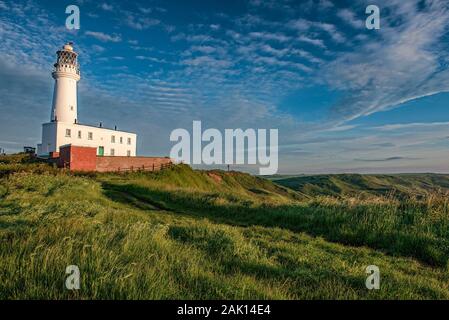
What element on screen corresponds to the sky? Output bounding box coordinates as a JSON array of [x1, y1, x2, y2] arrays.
[[0, 0, 449, 174]]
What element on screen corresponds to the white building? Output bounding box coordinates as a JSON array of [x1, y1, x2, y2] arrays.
[[37, 43, 137, 157]]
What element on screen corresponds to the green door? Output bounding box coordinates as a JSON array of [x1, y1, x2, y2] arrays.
[[98, 146, 104, 156]]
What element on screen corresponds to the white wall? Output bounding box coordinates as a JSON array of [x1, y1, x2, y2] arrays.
[[57, 123, 137, 156], [38, 122, 137, 157], [51, 75, 78, 123], [37, 122, 57, 155]]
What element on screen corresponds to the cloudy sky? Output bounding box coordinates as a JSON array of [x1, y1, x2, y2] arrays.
[[1, 0, 449, 174]]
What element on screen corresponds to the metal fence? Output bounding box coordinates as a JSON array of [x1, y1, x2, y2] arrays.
[[116, 162, 174, 172]]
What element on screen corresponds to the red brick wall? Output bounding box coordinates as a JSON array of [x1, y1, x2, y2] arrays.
[[96, 156, 172, 172], [59, 147, 69, 168], [49, 152, 60, 159], [57, 145, 172, 172], [59, 145, 97, 171]]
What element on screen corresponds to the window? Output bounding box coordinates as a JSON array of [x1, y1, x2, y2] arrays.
[[110, 148, 115, 156], [120, 137, 123, 144], [111, 135, 115, 143], [127, 137, 131, 145], [78, 131, 82, 139], [127, 150, 131, 157], [65, 129, 71, 137], [88, 132, 93, 140]]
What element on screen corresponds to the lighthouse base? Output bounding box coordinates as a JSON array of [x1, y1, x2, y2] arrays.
[[37, 121, 137, 157]]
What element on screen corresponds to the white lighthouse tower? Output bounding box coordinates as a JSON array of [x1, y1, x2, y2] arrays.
[[50, 42, 80, 123], [37, 43, 137, 157]]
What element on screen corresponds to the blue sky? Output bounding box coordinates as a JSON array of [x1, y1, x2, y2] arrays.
[[0, 0, 449, 174]]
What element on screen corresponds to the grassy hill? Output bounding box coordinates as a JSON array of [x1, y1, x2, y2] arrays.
[[273, 173, 449, 198], [1, 154, 449, 299]]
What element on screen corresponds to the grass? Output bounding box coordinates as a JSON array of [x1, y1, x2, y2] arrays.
[[272, 173, 449, 198], [102, 177, 449, 268], [0, 154, 448, 299]]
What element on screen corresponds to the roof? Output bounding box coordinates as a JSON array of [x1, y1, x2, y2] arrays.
[[74, 122, 137, 135], [42, 121, 137, 135]]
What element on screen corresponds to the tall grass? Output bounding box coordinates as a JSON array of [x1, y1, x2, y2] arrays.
[[1, 161, 449, 299], [102, 175, 449, 268]]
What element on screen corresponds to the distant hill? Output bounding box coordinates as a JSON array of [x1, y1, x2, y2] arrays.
[[272, 173, 449, 198]]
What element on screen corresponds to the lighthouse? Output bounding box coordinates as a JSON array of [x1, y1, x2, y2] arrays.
[[37, 43, 137, 157], [50, 42, 80, 123]]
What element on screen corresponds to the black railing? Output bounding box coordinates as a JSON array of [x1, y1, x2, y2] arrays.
[[116, 162, 174, 173]]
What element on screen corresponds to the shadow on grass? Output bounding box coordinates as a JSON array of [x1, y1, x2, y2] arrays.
[[0, 219, 35, 229], [0, 201, 24, 217], [101, 182, 449, 268]]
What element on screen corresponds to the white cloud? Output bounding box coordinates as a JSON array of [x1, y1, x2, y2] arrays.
[[181, 56, 233, 68], [323, 0, 449, 123], [288, 18, 311, 31], [91, 44, 105, 53], [374, 122, 449, 131], [318, 0, 333, 9], [0, 1, 9, 10], [288, 19, 345, 44], [100, 3, 113, 11], [138, 7, 152, 14], [259, 44, 289, 57], [297, 35, 326, 48], [123, 11, 160, 30], [248, 31, 291, 43], [290, 49, 323, 64], [136, 55, 167, 64], [322, 125, 358, 132], [314, 22, 346, 43], [190, 45, 217, 54], [337, 9, 363, 29], [85, 31, 122, 42]]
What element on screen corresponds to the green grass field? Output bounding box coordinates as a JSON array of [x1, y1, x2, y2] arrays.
[[1, 154, 448, 299]]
